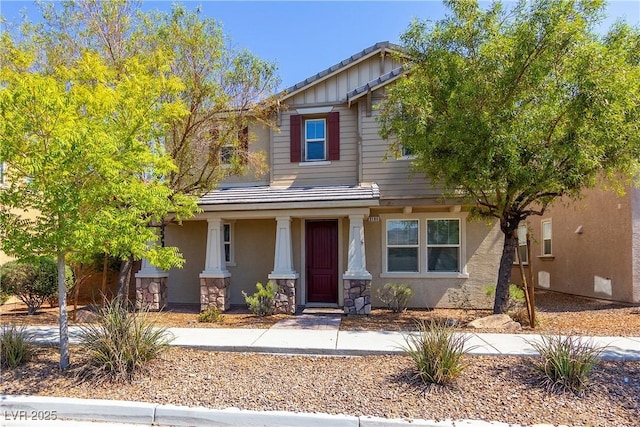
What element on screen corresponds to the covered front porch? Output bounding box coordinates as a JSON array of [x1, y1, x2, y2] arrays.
[[135, 184, 380, 315]]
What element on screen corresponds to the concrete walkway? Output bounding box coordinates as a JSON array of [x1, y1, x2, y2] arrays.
[[19, 321, 640, 361]]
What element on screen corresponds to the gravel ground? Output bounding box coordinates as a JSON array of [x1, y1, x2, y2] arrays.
[[2, 290, 640, 426], [2, 347, 639, 426]]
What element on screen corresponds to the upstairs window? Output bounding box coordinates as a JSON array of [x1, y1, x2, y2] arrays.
[[304, 119, 326, 161], [290, 112, 339, 163], [217, 127, 248, 166]]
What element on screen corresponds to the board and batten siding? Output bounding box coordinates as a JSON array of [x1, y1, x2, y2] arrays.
[[289, 56, 403, 106], [360, 105, 442, 200], [271, 107, 358, 187]]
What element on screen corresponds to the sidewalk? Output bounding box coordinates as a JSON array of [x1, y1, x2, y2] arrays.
[[20, 322, 640, 361]]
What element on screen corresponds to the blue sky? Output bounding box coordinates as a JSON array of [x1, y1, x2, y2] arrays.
[[1, 1, 639, 90]]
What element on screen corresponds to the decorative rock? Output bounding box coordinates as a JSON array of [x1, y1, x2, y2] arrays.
[[75, 308, 100, 323], [468, 314, 521, 330]]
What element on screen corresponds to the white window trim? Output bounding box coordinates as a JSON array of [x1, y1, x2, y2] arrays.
[[397, 145, 416, 160], [223, 222, 235, 266], [426, 218, 462, 273], [380, 213, 468, 278], [304, 118, 327, 162], [385, 218, 420, 273], [541, 219, 552, 256], [298, 161, 331, 167], [514, 225, 528, 265]]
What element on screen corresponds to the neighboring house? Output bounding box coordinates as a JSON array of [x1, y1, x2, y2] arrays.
[[135, 42, 503, 314], [512, 185, 640, 304]]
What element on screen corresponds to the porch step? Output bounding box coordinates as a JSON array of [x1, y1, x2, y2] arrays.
[[271, 313, 341, 330], [301, 307, 343, 315]]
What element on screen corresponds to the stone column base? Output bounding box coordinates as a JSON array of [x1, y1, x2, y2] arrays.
[[272, 279, 296, 315], [136, 277, 168, 311], [343, 279, 371, 315], [200, 277, 231, 312]]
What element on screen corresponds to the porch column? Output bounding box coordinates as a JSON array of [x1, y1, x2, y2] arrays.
[[268, 216, 298, 314], [135, 232, 168, 312], [343, 214, 372, 315], [200, 218, 231, 312]]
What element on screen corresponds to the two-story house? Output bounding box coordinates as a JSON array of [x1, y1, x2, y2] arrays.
[[134, 42, 504, 314]]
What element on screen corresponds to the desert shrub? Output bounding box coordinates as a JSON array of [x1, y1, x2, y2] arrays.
[[377, 283, 413, 313], [0, 325, 33, 368], [75, 298, 173, 383], [484, 283, 525, 312], [198, 306, 224, 323], [530, 335, 604, 395], [402, 321, 470, 386], [0, 291, 9, 305], [0, 258, 72, 314], [242, 281, 277, 317]]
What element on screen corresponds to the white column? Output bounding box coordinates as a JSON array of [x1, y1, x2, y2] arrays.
[[268, 216, 299, 279], [200, 217, 230, 278], [136, 229, 168, 278], [343, 214, 372, 280]]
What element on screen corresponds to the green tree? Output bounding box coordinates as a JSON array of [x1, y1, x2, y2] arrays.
[[0, 34, 196, 369], [36, 0, 280, 196], [31, 1, 280, 295], [379, 0, 640, 313]]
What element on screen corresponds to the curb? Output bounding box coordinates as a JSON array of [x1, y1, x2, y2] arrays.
[[0, 395, 519, 427]]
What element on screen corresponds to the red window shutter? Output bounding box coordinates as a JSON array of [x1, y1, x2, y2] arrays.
[[290, 114, 301, 163], [328, 111, 340, 161]]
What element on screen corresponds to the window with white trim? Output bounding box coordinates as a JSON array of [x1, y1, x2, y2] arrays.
[[542, 220, 552, 256], [399, 145, 415, 159], [0, 162, 5, 186], [427, 219, 460, 272], [383, 215, 467, 277], [515, 225, 528, 264], [386, 219, 419, 272], [304, 118, 326, 161], [223, 223, 233, 263]]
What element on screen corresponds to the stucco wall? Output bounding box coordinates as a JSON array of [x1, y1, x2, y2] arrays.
[[365, 213, 502, 309], [227, 219, 275, 305], [165, 221, 207, 304], [513, 187, 635, 303]]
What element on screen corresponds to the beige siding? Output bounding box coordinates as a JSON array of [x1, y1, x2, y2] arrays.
[[361, 105, 443, 200], [287, 55, 403, 106], [271, 107, 358, 187], [512, 187, 636, 303], [221, 123, 270, 186]]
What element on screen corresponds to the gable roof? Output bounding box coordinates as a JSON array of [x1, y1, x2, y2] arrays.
[[346, 66, 405, 107], [281, 41, 403, 101]]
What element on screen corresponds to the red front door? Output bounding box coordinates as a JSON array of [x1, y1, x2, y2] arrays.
[[306, 220, 338, 304]]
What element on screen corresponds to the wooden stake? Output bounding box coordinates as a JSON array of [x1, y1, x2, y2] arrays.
[[515, 231, 533, 327], [526, 231, 536, 328]]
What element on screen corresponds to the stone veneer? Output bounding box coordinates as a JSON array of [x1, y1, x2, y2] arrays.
[[200, 277, 231, 312], [343, 279, 371, 315], [136, 277, 167, 311], [272, 279, 296, 315]]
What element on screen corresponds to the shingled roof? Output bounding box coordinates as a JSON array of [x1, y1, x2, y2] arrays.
[[199, 183, 380, 206], [281, 42, 402, 101], [346, 66, 405, 105]]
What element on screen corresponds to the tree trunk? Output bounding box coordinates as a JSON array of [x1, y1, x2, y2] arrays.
[[101, 252, 109, 305], [57, 252, 70, 370], [493, 229, 518, 314], [115, 255, 134, 304]]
